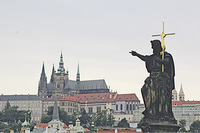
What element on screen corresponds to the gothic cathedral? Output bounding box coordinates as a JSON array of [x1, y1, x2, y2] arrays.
[[38, 52, 109, 98]]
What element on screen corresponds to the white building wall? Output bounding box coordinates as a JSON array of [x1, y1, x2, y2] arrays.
[[0, 100, 42, 123]]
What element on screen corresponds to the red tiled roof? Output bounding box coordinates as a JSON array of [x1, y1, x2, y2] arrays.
[[59, 95, 78, 102], [36, 123, 69, 129], [172, 101, 200, 106], [115, 93, 139, 101], [36, 123, 48, 128], [75, 92, 117, 104], [41, 96, 78, 102], [63, 123, 69, 129], [84, 128, 90, 131]]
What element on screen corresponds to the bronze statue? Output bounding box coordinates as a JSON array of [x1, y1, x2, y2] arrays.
[[130, 40, 176, 123]]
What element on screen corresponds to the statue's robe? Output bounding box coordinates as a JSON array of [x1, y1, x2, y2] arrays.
[[141, 52, 175, 121]]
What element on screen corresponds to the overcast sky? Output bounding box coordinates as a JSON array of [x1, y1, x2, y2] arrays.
[[0, 0, 200, 102]]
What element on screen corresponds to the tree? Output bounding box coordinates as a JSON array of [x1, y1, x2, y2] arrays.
[[41, 114, 51, 123], [79, 109, 90, 125], [190, 120, 200, 132], [0, 122, 6, 132], [102, 110, 107, 127], [117, 118, 130, 128], [107, 113, 115, 127], [95, 111, 103, 126], [179, 119, 186, 132], [1, 101, 26, 124]]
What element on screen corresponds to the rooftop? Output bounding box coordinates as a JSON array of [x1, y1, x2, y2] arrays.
[[172, 101, 200, 106], [0, 95, 41, 101], [115, 93, 139, 101], [75, 92, 117, 104]]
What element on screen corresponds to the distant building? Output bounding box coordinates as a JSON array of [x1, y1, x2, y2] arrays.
[[59, 95, 78, 115], [41, 95, 78, 115], [38, 52, 109, 98], [172, 101, 200, 130], [75, 92, 117, 114], [0, 94, 42, 123], [114, 93, 140, 115], [75, 92, 140, 126]]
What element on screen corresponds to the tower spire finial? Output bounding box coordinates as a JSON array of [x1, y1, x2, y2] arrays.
[[42, 62, 45, 75], [50, 64, 55, 83], [57, 51, 65, 74]]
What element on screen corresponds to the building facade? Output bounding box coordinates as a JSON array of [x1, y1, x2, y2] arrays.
[[0, 95, 42, 123], [38, 52, 109, 98], [75, 92, 117, 114], [172, 101, 200, 130], [41, 95, 78, 115], [114, 94, 140, 115]]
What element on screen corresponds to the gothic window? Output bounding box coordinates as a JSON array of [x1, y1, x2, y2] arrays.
[[130, 104, 132, 110], [126, 104, 128, 110], [120, 104, 123, 110]]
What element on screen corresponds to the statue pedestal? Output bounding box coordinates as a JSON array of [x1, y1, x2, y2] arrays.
[[141, 121, 180, 133]]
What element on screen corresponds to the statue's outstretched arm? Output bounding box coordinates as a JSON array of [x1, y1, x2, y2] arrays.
[[130, 51, 147, 61]]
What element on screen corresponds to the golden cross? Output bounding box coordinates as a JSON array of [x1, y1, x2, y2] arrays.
[[152, 22, 175, 72]]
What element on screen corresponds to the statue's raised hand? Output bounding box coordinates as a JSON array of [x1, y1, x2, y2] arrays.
[[130, 51, 138, 56]]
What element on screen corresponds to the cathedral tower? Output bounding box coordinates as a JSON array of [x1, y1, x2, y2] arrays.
[[53, 52, 68, 96], [38, 62, 47, 98]]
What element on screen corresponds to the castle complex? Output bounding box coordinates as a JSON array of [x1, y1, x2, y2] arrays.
[[38, 52, 109, 98]]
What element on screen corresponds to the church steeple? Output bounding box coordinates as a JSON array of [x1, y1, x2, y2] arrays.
[[48, 93, 62, 129], [52, 93, 59, 121], [76, 63, 80, 82], [50, 64, 55, 83], [57, 52, 66, 74], [179, 84, 185, 101]]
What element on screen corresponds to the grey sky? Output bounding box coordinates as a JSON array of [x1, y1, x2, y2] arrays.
[[0, 0, 200, 102]]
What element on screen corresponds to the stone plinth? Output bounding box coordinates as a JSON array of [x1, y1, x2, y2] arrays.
[[141, 120, 180, 133]]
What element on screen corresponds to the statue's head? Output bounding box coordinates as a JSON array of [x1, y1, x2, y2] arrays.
[[150, 40, 162, 54]]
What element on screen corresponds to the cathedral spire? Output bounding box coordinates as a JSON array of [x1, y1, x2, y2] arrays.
[[76, 63, 80, 82], [50, 64, 55, 83], [41, 62, 45, 76], [38, 62, 47, 98], [57, 51, 66, 74]]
